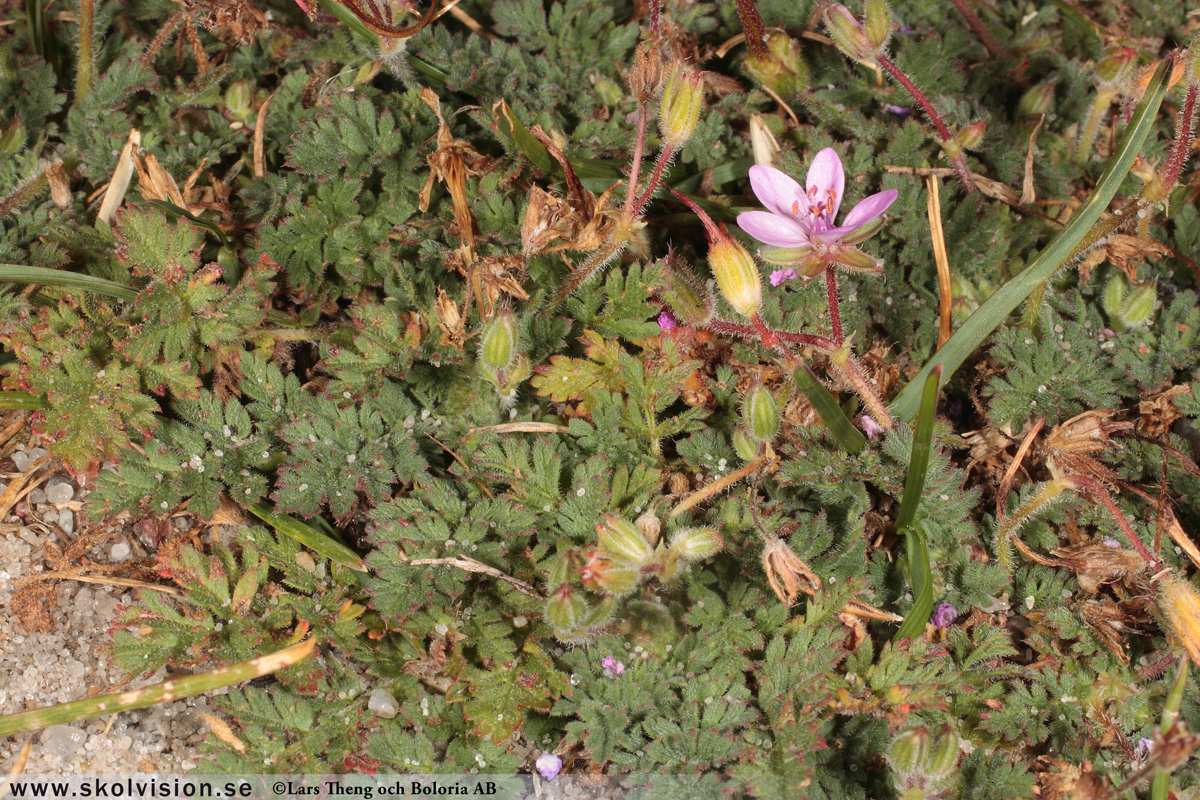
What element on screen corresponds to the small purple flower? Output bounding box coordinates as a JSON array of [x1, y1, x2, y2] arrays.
[[1137, 738, 1154, 755], [769, 268, 797, 286], [535, 753, 562, 780], [602, 656, 625, 677], [882, 104, 911, 117], [931, 603, 958, 629], [1099, 328, 1117, 340], [1103, 537, 1122, 549], [859, 415, 883, 439], [658, 311, 678, 332], [737, 149, 898, 279]]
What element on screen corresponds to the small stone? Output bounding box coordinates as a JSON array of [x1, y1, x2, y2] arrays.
[[29, 487, 47, 505], [110, 542, 132, 562], [40, 725, 86, 759], [18, 527, 42, 547], [58, 509, 74, 536], [368, 689, 399, 719], [42, 509, 58, 526], [46, 480, 75, 504], [11, 451, 31, 472]]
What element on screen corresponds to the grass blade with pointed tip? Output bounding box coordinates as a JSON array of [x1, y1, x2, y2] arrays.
[[247, 502, 367, 572], [792, 362, 867, 454], [894, 366, 940, 641], [0, 639, 315, 736], [1150, 657, 1190, 800], [888, 59, 1171, 423], [147, 200, 231, 246], [0, 264, 136, 301]]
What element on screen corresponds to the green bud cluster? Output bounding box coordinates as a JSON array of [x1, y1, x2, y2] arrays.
[[478, 309, 532, 400], [743, 30, 810, 97], [1102, 273, 1157, 330], [887, 724, 960, 799]]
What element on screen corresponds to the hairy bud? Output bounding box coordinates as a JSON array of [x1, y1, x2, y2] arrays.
[[732, 427, 761, 461], [479, 308, 519, 373], [659, 63, 706, 150], [545, 584, 588, 632], [669, 527, 723, 561], [580, 551, 641, 596], [743, 30, 809, 97], [1095, 46, 1138, 89], [823, 4, 876, 62], [863, 0, 891, 50], [709, 239, 763, 318], [628, 43, 662, 103], [597, 514, 654, 567], [1160, 577, 1200, 670], [1017, 82, 1055, 118], [658, 252, 715, 326], [742, 383, 780, 442]]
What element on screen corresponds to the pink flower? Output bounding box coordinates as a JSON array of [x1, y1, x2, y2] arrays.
[[769, 269, 797, 286], [536, 753, 562, 780], [601, 656, 625, 677], [931, 603, 958, 629], [658, 311, 678, 332], [737, 149, 897, 279], [859, 415, 883, 439]]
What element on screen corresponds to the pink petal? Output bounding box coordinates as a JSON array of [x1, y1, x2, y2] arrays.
[[841, 189, 898, 229], [736, 211, 811, 248], [748, 165, 806, 218], [807, 224, 860, 244], [806, 148, 845, 219]]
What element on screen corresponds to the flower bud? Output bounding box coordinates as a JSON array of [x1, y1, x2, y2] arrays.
[[590, 73, 624, 107], [0, 116, 25, 158], [635, 508, 661, 548], [1102, 273, 1127, 318], [823, 4, 875, 62], [628, 43, 662, 104], [887, 725, 930, 779], [224, 80, 254, 121], [743, 30, 809, 97], [828, 246, 884, 274], [669, 527, 723, 561], [709, 238, 762, 318], [1117, 282, 1157, 328], [1017, 82, 1055, 118], [658, 253, 715, 327], [742, 383, 780, 442], [863, 0, 891, 50], [1095, 46, 1138, 89], [659, 63, 705, 150], [545, 584, 588, 632], [597, 514, 654, 567], [925, 725, 959, 779], [732, 428, 761, 461], [580, 552, 641, 596], [479, 308, 519, 373], [952, 120, 986, 151], [1160, 577, 1200, 665]]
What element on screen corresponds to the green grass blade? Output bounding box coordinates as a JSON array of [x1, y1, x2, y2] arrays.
[[314, 0, 375, 41], [1150, 657, 1191, 800], [0, 639, 314, 736], [894, 524, 934, 641], [246, 502, 366, 572], [888, 59, 1171, 423], [895, 366, 941, 532], [791, 362, 867, 454], [0, 391, 48, 410], [893, 367, 940, 641], [147, 200, 231, 246], [0, 264, 136, 301]]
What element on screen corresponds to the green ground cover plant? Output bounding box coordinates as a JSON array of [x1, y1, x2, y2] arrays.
[[3, 0, 1200, 795]]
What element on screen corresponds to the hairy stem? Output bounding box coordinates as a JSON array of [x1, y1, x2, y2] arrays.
[[622, 105, 650, 221], [630, 145, 676, 218], [734, 0, 768, 58], [825, 264, 843, 343], [1067, 473, 1162, 571], [947, 0, 1008, 59], [876, 54, 978, 193], [75, 0, 95, 101], [994, 477, 1071, 571]]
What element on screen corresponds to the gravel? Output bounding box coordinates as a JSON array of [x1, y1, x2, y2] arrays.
[[1, 440, 208, 774]]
